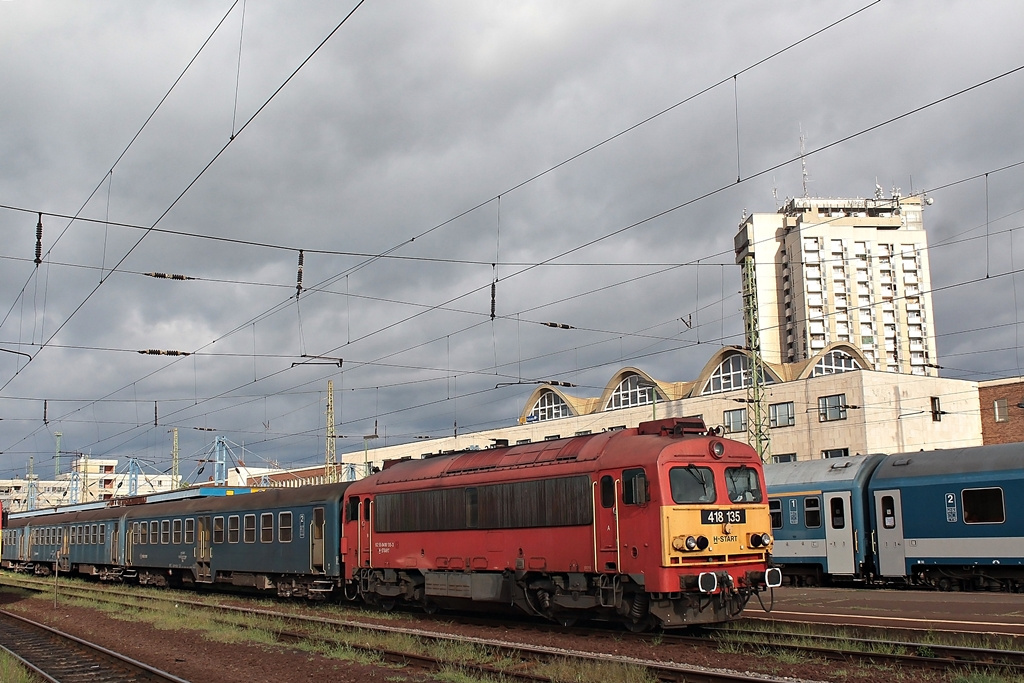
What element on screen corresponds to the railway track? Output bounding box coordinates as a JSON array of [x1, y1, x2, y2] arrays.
[[7, 574, 1024, 681], [0, 608, 190, 683]]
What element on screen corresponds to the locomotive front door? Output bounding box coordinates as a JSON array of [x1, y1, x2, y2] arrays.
[[823, 492, 856, 575], [196, 515, 213, 582], [360, 498, 372, 568], [873, 489, 906, 577]]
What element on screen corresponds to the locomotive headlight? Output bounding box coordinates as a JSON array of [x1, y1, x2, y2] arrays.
[[709, 440, 726, 458], [760, 533, 772, 547], [672, 536, 687, 551], [685, 536, 698, 551], [749, 533, 762, 548]]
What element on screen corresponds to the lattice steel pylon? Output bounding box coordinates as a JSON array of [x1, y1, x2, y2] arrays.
[[742, 254, 771, 462], [325, 379, 338, 483]]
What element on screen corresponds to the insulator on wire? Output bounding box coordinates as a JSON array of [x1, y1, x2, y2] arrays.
[[490, 281, 496, 321], [43, 399, 48, 425], [138, 349, 190, 356], [295, 250, 305, 298], [35, 214, 43, 266], [145, 272, 194, 281], [154, 401, 158, 427], [542, 322, 575, 329]]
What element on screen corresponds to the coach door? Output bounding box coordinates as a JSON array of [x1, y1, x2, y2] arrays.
[[823, 492, 856, 575], [311, 507, 326, 573], [874, 490, 906, 577], [196, 516, 213, 582]]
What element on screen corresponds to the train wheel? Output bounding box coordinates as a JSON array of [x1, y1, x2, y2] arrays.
[[623, 616, 654, 633], [557, 616, 578, 627], [379, 598, 397, 612], [937, 577, 952, 592], [422, 602, 439, 615]]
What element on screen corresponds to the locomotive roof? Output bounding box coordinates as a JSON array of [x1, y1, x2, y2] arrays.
[[356, 418, 758, 489], [871, 442, 1024, 481], [764, 453, 887, 491]]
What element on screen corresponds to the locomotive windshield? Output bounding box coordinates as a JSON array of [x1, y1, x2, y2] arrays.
[[724, 466, 763, 503], [669, 466, 716, 503]]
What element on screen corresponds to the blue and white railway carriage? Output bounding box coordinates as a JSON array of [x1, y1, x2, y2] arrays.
[[764, 454, 884, 584], [122, 483, 351, 597], [867, 444, 1024, 591]]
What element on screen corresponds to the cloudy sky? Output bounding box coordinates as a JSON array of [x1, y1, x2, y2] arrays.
[[2, 1, 1023, 481]]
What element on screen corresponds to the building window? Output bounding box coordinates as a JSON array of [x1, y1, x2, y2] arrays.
[[701, 355, 749, 395], [994, 398, 1010, 423], [605, 374, 658, 410], [811, 350, 861, 377], [771, 453, 797, 463], [723, 408, 747, 434], [769, 402, 795, 428], [823, 447, 850, 459], [527, 390, 573, 422], [818, 394, 848, 422]]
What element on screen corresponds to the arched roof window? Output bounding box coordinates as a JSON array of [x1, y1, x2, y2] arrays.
[[701, 354, 775, 395], [605, 374, 656, 411], [527, 391, 572, 422], [812, 350, 862, 377]]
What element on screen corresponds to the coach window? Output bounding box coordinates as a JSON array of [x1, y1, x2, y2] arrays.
[[804, 497, 822, 528], [769, 499, 782, 529], [150, 521, 158, 543], [228, 515, 240, 543], [669, 466, 715, 503], [829, 497, 846, 529], [881, 496, 896, 529], [346, 496, 360, 522], [99, 525, 106, 545], [279, 512, 293, 543], [260, 513, 274, 543], [600, 475, 615, 508], [92, 524, 98, 544], [172, 519, 183, 545], [725, 466, 763, 503], [139, 522, 148, 545], [963, 487, 1005, 524], [132, 523, 141, 545], [184, 518, 195, 544], [244, 514, 257, 543], [161, 520, 171, 544], [622, 468, 649, 505], [213, 516, 225, 544]]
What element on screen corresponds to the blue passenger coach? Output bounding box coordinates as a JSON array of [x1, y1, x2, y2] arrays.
[[868, 444, 1024, 591], [764, 454, 885, 584]]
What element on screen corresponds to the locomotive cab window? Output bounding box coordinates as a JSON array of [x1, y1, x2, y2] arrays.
[[769, 499, 782, 529], [622, 468, 648, 505], [346, 496, 360, 522], [669, 466, 715, 504], [725, 466, 763, 503], [804, 497, 822, 528], [963, 487, 1005, 524], [600, 475, 615, 508]]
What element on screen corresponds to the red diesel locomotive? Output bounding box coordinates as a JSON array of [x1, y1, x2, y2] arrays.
[[342, 417, 781, 630]]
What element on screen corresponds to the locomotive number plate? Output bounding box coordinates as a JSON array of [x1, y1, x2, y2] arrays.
[[701, 509, 746, 524]]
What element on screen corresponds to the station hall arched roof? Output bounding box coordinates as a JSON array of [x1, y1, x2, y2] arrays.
[[517, 343, 872, 423]]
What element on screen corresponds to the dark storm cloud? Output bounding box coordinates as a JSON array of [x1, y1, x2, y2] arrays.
[[1, 0, 1023, 475]]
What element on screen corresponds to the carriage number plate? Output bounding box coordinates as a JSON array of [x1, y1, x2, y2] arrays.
[[701, 509, 746, 524]]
